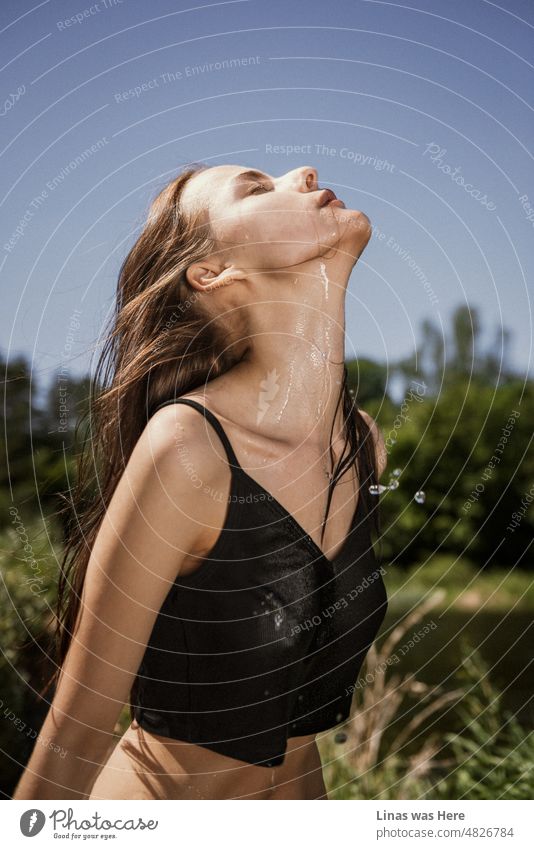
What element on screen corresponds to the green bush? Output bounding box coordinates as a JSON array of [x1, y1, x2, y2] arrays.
[[384, 556, 534, 611], [0, 521, 59, 796]]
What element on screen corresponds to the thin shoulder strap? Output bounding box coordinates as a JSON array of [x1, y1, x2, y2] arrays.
[[152, 397, 241, 471]]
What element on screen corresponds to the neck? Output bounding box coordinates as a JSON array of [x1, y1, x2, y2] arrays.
[[228, 256, 349, 448]]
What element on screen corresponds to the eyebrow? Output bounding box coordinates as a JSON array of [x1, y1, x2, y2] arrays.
[[230, 169, 271, 185]]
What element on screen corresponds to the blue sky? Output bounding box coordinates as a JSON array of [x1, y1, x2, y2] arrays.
[[1, 0, 533, 392]]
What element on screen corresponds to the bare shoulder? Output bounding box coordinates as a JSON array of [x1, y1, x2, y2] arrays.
[[141, 400, 230, 488], [111, 398, 232, 581], [358, 409, 387, 478], [103, 394, 233, 596], [140, 400, 206, 459]]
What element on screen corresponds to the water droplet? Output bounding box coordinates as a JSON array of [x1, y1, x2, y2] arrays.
[[387, 478, 399, 491], [264, 689, 270, 696], [334, 731, 348, 744], [414, 490, 426, 504], [274, 611, 284, 629], [369, 484, 387, 495], [392, 468, 402, 477], [297, 694, 304, 701], [335, 712, 344, 722], [319, 261, 329, 300]]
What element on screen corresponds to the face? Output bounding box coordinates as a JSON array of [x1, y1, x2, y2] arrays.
[[180, 164, 372, 271]]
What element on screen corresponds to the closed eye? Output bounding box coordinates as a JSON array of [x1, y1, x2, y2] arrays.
[[248, 182, 271, 194]]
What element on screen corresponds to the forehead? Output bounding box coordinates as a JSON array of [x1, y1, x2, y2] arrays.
[[181, 164, 259, 214], [198, 164, 248, 184]]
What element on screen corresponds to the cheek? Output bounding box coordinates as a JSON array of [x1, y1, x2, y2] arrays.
[[212, 204, 372, 267], [219, 205, 322, 266]]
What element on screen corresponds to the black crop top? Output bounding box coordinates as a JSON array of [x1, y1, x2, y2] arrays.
[[130, 398, 388, 768]]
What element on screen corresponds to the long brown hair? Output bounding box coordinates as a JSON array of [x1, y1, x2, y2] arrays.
[[42, 163, 380, 713]]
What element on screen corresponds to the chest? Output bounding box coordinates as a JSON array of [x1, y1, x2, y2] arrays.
[[172, 516, 386, 658]]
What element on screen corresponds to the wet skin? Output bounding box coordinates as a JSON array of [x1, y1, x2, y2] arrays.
[[89, 165, 374, 801], [89, 722, 328, 800]]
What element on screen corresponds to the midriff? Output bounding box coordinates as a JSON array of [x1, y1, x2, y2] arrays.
[[88, 719, 328, 800]]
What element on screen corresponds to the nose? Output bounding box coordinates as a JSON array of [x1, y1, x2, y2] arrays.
[[299, 166, 318, 191], [282, 166, 318, 192]]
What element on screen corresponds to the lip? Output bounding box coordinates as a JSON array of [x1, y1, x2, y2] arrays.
[[319, 188, 345, 208]]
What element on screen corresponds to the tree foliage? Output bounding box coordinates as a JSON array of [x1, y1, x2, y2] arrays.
[[1, 304, 532, 569]]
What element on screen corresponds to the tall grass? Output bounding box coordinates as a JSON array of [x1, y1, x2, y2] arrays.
[[317, 593, 533, 800]]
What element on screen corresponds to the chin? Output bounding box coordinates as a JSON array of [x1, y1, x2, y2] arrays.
[[359, 210, 372, 242], [335, 207, 372, 248], [350, 207, 372, 229]]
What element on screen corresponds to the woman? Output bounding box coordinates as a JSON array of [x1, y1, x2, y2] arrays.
[[14, 163, 388, 800]]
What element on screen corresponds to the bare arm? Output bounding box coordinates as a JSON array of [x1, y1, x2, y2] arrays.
[[13, 405, 226, 799]]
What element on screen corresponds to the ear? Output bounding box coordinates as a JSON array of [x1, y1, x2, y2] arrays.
[[185, 263, 247, 292]]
